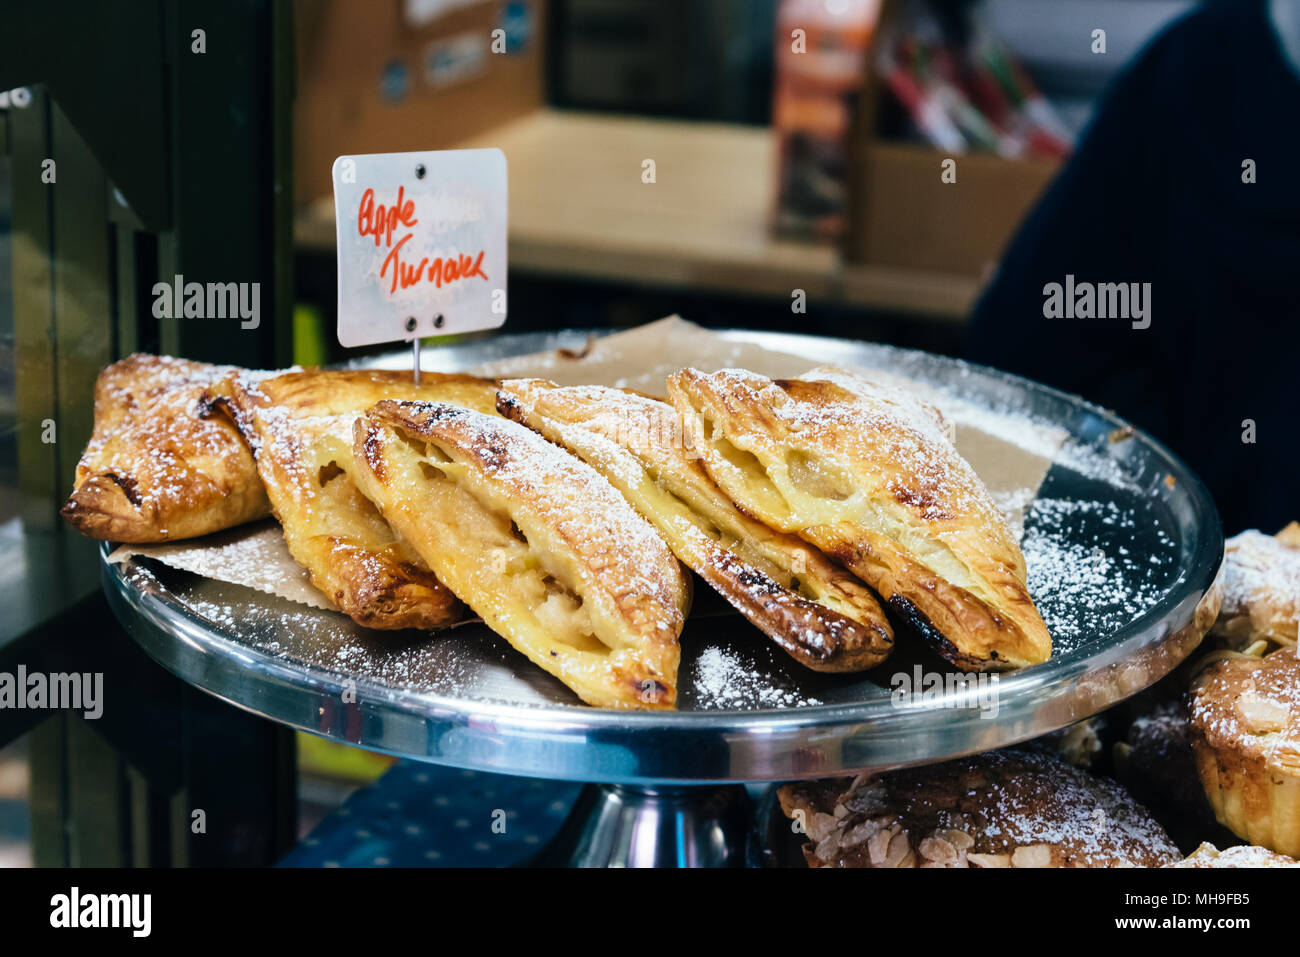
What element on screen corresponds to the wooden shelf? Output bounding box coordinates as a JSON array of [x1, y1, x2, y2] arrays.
[[295, 110, 978, 322]]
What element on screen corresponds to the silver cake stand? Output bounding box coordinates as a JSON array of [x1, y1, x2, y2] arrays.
[[102, 330, 1223, 867]]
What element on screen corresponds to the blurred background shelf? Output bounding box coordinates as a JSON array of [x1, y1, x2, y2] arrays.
[[295, 108, 981, 322]]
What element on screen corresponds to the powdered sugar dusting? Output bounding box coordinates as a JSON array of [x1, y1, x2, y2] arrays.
[[691, 646, 823, 710], [1175, 843, 1300, 868], [1021, 497, 1176, 651], [391, 401, 687, 640], [1219, 530, 1300, 624], [939, 751, 1178, 866], [696, 367, 1010, 535], [1190, 648, 1300, 757], [795, 748, 1180, 867]]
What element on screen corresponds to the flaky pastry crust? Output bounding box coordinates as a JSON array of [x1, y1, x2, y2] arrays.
[[213, 369, 499, 630], [667, 366, 1050, 671], [497, 378, 893, 672], [352, 400, 688, 708], [62, 354, 270, 542]]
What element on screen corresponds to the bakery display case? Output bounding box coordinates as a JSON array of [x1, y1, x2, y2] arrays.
[[0, 0, 1298, 917]]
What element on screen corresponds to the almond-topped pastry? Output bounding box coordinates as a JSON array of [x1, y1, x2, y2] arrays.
[[497, 378, 893, 672], [778, 749, 1179, 868], [1210, 524, 1300, 651], [667, 366, 1051, 671], [213, 369, 499, 630], [62, 354, 270, 542], [1112, 701, 1219, 845], [351, 400, 689, 709], [1189, 647, 1300, 856], [1171, 842, 1300, 868]]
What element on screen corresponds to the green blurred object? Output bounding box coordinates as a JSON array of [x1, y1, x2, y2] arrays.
[[421, 333, 464, 348], [297, 733, 394, 785], [293, 304, 329, 367]]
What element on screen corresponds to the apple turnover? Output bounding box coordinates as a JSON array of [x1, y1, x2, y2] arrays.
[[62, 354, 270, 542], [351, 400, 688, 709], [497, 378, 893, 672], [214, 369, 499, 630], [667, 366, 1051, 671]]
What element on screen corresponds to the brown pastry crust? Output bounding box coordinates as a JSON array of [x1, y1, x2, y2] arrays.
[[778, 750, 1179, 868], [1189, 647, 1300, 855], [352, 400, 688, 708], [496, 378, 893, 672], [667, 366, 1051, 671], [214, 369, 499, 630], [62, 354, 271, 542], [1211, 525, 1300, 650]]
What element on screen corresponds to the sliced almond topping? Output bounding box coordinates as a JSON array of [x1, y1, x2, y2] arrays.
[[1272, 742, 1300, 772], [867, 827, 893, 865], [1276, 521, 1300, 547], [806, 811, 838, 843], [1236, 689, 1290, 734], [814, 833, 840, 862], [882, 830, 912, 868], [919, 836, 958, 865], [937, 828, 975, 851], [839, 818, 881, 849], [967, 853, 1011, 868], [1011, 844, 1054, 868]]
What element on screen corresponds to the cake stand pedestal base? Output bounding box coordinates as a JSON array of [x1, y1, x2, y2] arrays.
[[532, 783, 754, 868]]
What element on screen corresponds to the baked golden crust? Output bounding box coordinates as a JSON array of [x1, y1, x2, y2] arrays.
[[352, 400, 688, 708], [778, 750, 1179, 868], [497, 378, 893, 672], [1211, 525, 1300, 651], [62, 354, 270, 542], [1189, 647, 1300, 855], [214, 369, 499, 630], [667, 366, 1051, 671]]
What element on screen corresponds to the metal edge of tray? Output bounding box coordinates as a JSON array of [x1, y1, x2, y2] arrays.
[[102, 329, 1224, 783]]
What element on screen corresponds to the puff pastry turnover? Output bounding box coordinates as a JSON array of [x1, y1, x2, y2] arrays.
[[214, 369, 499, 630], [497, 378, 893, 672], [351, 400, 688, 709], [667, 366, 1051, 671], [62, 354, 270, 542]]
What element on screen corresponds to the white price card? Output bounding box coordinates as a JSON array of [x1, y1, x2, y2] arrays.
[[332, 148, 507, 348]]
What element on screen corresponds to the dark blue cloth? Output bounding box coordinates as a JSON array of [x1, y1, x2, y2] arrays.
[[967, 0, 1300, 535], [280, 762, 581, 868]]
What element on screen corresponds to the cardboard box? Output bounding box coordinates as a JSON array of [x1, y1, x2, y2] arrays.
[[846, 141, 1059, 277], [293, 0, 547, 205]]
